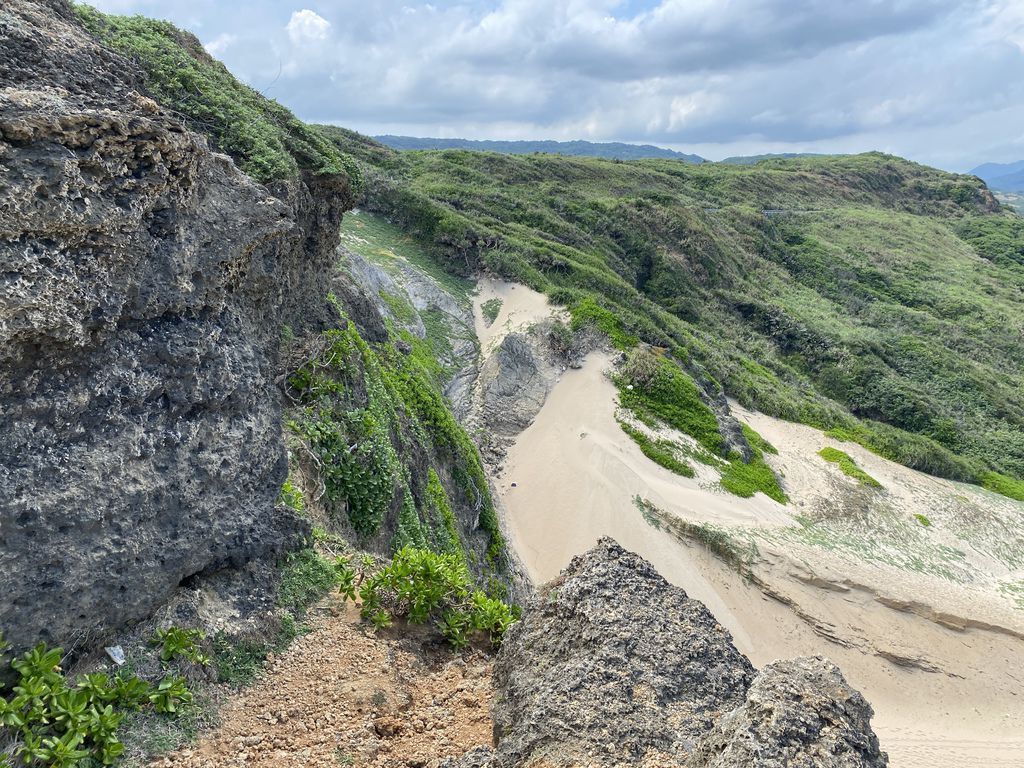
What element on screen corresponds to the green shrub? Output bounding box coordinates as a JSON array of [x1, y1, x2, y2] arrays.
[[353, 548, 516, 648], [278, 476, 305, 514], [981, 471, 1024, 501], [720, 451, 789, 503], [481, 298, 503, 325], [914, 513, 932, 527], [150, 627, 209, 667], [818, 447, 883, 488], [570, 297, 637, 349], [618, 420, 694, 477], [277, 550, 340, 615], [0, 632, 192, 767]]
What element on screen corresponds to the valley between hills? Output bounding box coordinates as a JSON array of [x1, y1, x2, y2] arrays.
[[2, 4, 1023, 767]]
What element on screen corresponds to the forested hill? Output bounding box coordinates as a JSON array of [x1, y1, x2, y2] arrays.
[[374, 135, 705, 162], [321, 128, 1024, 500]]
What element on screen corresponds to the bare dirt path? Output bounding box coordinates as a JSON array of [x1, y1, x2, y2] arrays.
[[157, 599, 493, 768]]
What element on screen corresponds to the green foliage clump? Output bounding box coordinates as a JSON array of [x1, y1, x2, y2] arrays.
[[570, 297, 638, 349], [741, 424, 778, 455], [278, 476, 305, 514], [618, 420, 694, 477], [350, 548, 516, 648], [73, 5, 360, 187], [818, 447, 883, 488], [289, 326, 400, 537], [480, 298, 503, 325], [150, 627, 209, 667], [394, 486, 429, 551], [277, 550, 341, 615], [617, 348, 724, 455], [981, 471, 1024, 501], [719, 447, 789, 504], [423, 469, 465, 560], [914, 513, 932, 528], [0, 632, 192, 767]]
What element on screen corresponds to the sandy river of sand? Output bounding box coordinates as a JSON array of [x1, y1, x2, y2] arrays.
[[473, 281, 1024, 768]]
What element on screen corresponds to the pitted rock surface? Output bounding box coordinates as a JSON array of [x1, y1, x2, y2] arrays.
[[489, 538, 756, 766], [469, 539, 886, 768], [0, 0, 351, 651], [687, 656, 887, 768]]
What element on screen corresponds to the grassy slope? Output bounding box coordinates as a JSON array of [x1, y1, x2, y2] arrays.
[[322, 133, 1024, 497], [74, 5, 359, 185]]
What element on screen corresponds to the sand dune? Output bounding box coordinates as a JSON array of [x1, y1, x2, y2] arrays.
[[474, 282, 1024, 767]]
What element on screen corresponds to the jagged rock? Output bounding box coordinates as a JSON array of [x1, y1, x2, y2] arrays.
[[478, 539, 886, 767], [480, 332, 551, 434], [688, 657, 887, 768], [489, 538, 756, 766], [0, 0, 351, 651]]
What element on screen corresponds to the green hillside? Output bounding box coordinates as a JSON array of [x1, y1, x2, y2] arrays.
[[322, 133, 1024, 498]]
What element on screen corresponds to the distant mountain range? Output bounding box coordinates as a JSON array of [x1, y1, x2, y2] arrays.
[[720, 152, 829, 165], [970, 160, 1024, 192], [373, 136, 706, 163]]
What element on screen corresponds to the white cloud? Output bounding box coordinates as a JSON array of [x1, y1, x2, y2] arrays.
[[78, 0, 1024, 169], [285, 9, 331, 44], [203, 32, 236, 57]]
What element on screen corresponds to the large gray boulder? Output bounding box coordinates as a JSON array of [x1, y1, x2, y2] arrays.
[[0, 0, 351, 651], [490, 538, 756, 766], [463, 539, 887, 768]]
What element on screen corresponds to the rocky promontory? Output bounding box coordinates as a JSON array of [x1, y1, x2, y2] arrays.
[[0, 0, 353, 652], [452, 539, 887, 767]]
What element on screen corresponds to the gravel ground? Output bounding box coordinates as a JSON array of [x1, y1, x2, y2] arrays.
[[156, 598, 494, 767]]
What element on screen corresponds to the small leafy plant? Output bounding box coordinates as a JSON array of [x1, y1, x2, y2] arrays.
[[480, 298, 503, 325], [347, 548, 516, 648], [151, 627, 210, 666], [0, 631, 195, 767]]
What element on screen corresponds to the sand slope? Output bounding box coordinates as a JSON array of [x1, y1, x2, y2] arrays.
[[474, 282, 1024, 768]]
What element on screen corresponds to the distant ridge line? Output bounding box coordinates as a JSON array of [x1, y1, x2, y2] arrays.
[[373, 135, 706, 163]]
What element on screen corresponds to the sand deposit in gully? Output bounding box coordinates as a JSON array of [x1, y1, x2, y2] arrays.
[[472, 284, 1024, 768]]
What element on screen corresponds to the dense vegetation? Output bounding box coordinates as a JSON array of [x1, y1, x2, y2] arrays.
[[286, 310, 506, 572], [74, 6, 358, 185], [323, 132, 1024, 498], [346, 548, 516, 648], [0, 632, 194, 767]]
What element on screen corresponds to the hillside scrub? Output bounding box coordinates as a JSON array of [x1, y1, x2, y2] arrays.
[[74, 6, 359, 185], [349, 548, 516, 648], [322, 132, 1024, 498], [285, 313, 506, 575]]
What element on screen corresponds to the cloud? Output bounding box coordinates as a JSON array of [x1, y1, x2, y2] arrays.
[[285, 9, 331, 44], [203, 32, 236, 57], [80, 0, 1024, 170]]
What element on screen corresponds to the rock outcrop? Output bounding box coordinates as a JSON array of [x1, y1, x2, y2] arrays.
[[455, 539, 887, 767], [0, 0, 352, 650]]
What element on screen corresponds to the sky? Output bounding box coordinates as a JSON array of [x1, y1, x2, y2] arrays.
[[85, 0, 1024, 171]]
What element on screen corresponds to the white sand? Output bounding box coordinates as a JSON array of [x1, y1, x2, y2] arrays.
[[473, 277, 563, 354], [488, 339, 1024, 768]]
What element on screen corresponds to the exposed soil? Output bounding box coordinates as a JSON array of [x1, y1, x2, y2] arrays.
[[156, 599, 493, 768]]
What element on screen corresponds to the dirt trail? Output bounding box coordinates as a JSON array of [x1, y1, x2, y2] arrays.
[[158, 599, 493, 768]]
